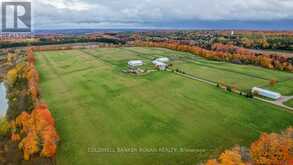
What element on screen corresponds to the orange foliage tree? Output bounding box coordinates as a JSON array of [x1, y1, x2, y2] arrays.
[[25, 51, 40, 102], [27, 48, 35, 64], [13, 103, 59, 160], [250, 129, 293, 165], [204, 146, 247, 165], [219, 147, 246, 165], [19, 131, 40, 160], [204, 127, 293, 165], [205, 160, 219, 165]]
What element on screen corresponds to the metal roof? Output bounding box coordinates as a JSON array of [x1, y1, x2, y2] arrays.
[[152, 60, 167, 66], [156, 57, 169, 63], [128, 60, 144, 66], [252, 87, 281, 100]]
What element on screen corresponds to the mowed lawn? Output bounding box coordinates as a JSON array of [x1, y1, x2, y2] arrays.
[[35, 48, 293, 165]]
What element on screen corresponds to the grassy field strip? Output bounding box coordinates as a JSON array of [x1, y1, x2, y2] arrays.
[[173, 70, 218, 85], [81, 49, 146, 65], [41, 51, 92, 76], [122, 48, 158, 60], [267, 80, 293, 96], [79, 49, 119, 66], [185, 60, 270, 81], [171, 61, 268, 91]]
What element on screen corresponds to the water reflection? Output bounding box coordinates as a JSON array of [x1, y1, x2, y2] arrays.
[[0, 82, 8, 118]]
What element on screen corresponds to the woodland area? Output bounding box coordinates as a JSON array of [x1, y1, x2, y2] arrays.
[[0, 48, 58, 164]]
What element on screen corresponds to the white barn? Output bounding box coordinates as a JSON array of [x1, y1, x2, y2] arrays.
[[128, 60, 144, 69], [156, 57, 170, 63], [152, 60, 167, 71], [252, 87, 281, 100]]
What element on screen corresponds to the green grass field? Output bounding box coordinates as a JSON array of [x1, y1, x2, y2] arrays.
[[284, 99, 293, 108], [35, 47, 293, 165]]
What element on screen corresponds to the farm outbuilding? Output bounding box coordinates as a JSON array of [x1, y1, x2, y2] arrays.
[[152, 57, 169, 71], [252, 87, 281, 100], [128, 60, 144, 69], [155, 57, 170, 63], [152, 60, 167, 71]]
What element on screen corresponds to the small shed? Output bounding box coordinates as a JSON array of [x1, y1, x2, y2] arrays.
[[128, 60, 144, 69], [252, 87, 281, 100]]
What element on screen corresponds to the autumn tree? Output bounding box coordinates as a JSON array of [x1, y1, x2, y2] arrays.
[[6, 53, 16, 64], [27, 48, 35, 64], [204, 146, 247, 165], [219, 147, 246, 165], [204, 127, 293, 165], [269, 79, 277, 86], [6, 68, 18, 86], [14, 103, 59, 160], [0, 118, 10, 136], [259, 56, 273, 69], [15, 111, 32, 134], [250, 132, 292, 165], [19, 131, 40, 160], [205, 160, 219, 165]]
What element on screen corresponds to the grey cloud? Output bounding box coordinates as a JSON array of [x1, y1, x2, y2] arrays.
[[31, 0, 293, 28]]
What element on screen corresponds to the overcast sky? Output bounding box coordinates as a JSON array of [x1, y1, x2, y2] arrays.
[[3, 0, 293, 29]]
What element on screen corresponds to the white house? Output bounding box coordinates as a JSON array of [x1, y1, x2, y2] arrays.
[[128, 60, 144, 69], [252, 87, 281, 100], [152, 60, 167, 71]]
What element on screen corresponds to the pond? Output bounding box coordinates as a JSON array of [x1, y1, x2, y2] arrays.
[[0, 82, 8, 118]]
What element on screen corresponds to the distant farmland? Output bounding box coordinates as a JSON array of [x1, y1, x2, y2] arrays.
[[35, 47, 293, 165]]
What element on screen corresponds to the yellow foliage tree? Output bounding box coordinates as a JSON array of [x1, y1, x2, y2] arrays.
[[6, 68, 18, 86], [18, 131, 40, 160], [219, 147, 246, 165], [205, 159, 219, 165]]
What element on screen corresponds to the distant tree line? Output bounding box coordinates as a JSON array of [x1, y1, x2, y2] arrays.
[[136, 30, 293, 51], [0, 37, 125, 49]]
